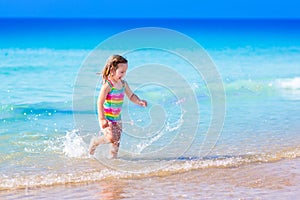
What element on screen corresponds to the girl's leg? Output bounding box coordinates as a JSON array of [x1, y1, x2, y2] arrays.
[[89, 121, 122, 158], [89, 126, 112, 155], [109, 122, 122, 158]]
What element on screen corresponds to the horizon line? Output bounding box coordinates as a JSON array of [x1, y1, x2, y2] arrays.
[[1, 17, 300, 20]]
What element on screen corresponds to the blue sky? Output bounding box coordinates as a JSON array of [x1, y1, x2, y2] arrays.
[[0, 0, 299, 19]]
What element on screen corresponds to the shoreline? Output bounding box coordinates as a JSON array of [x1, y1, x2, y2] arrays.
[[1, 157, 300, 199]]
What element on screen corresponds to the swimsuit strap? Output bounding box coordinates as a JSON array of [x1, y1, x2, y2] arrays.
[[106, 79, 126, 89], [105, 79, 113, 88]]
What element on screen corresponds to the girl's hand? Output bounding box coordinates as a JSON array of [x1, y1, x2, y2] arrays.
[[100, 119, 109, 129], [139, 100, 147, 107]]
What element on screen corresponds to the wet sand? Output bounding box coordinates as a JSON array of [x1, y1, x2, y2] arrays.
[[1, 157, 299, 199]]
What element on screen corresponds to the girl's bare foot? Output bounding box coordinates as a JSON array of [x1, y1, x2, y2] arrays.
[[89, 138, 99, 155]]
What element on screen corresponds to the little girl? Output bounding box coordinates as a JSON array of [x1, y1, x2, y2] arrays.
[[89, 55, 147, 158]]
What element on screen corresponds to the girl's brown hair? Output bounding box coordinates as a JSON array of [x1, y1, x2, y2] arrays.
[[101, 55, 128, 81]]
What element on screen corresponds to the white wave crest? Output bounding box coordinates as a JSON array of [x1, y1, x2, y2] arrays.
[[275, 77, 300, 90]]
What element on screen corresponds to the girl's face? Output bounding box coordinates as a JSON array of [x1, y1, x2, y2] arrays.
[[111, 63, 128, 81]]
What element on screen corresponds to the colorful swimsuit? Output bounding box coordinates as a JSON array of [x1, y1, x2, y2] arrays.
[[103, 79, 125, 122]]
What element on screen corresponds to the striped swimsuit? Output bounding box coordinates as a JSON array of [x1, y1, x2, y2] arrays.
[[103, 79, 125, 122]]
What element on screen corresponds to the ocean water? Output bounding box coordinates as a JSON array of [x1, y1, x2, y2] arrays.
[[1, 19, 300, 199]]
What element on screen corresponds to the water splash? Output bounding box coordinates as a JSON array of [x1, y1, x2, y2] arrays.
[[62, 130, 88, 158], [133, 115, 184, 154]]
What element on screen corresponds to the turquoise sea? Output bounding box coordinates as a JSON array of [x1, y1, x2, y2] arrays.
[[1, 19, 300, 199]]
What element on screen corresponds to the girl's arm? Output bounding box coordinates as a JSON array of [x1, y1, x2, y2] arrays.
[[97, 82, 111, 128], [124, 81, 147, 107]]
